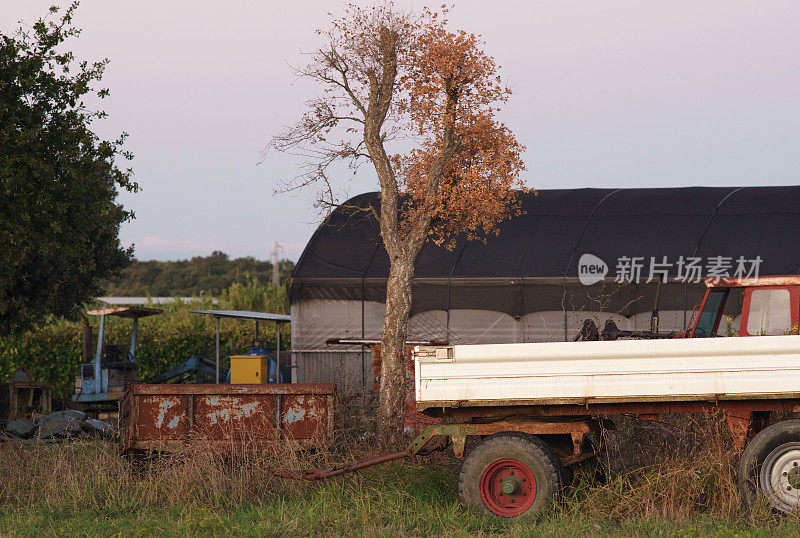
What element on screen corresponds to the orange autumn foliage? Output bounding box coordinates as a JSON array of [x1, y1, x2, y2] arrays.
[[270, 2, 528, 448], [394, 18, 527, 245]]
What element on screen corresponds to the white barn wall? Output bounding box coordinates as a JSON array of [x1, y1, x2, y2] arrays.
[[291, 299, 704, 393]]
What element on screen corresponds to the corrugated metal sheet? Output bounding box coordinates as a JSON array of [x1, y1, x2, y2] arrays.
[[293, 351, 369, 397]]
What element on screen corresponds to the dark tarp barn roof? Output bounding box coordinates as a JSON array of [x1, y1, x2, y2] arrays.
[[294, 186, 800, 279], [290, 187, 800, 316]]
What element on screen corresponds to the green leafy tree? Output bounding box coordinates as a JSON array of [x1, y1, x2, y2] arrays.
[[0, 3, 137, 335]]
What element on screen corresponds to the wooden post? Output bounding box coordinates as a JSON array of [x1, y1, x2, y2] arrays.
[[215, 317, 220, 384], [81, 313, 92, 362]]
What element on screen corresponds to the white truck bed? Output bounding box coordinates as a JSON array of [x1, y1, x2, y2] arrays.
[[414, 335, 800, 409]]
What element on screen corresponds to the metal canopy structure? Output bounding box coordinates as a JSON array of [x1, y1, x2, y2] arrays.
[[89, 306, 162, 366], [86, 306, 162, 318], [191, 310, 291, 383], [191, 310, 291, 322], [325, 338, 447, 346]]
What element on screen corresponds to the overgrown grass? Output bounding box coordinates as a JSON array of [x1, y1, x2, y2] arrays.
[[1, 437, 799, 537]]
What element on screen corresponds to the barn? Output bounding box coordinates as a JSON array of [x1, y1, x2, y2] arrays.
[[288, 186, 800, 394]]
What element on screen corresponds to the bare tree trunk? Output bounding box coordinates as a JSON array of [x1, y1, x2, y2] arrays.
[[377, 258, 415, 449]]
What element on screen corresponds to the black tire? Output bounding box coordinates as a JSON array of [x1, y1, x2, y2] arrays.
[[123, 450, 151, 476], [738, 419, 800, 514], [560, 460, 574, 488], [458, 432, 563, 519]]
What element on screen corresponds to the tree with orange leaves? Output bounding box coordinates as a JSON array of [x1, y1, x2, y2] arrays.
[[270, 3, 527, 448]]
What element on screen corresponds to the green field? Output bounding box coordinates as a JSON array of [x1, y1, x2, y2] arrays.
[[1, 441, 798, 537]]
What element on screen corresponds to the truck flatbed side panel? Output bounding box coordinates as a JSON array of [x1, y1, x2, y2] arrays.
[[415, 335, 800, 407]]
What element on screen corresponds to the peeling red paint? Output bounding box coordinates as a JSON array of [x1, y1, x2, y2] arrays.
[[282, 394, 328, 440], [120, 383, 335, 453], [137, 395, 187, 440]]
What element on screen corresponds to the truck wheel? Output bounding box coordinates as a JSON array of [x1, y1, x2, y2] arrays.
[[739, 419, 800, 513], [458, 432, 562, 519]]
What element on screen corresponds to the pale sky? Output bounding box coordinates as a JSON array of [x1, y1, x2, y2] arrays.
[[3, 1, 799, 261]]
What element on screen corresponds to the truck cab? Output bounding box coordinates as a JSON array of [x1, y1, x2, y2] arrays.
[[686, 276, 800, 338]]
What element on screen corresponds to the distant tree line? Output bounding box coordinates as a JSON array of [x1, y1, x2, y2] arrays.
[[103, 251, 295, 297]]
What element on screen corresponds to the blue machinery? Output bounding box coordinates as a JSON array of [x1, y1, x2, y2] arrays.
[[73, 306, 162, 405], [148, 355, 226, 384]]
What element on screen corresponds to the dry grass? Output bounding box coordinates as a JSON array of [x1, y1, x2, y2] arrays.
[[587, 414, 746, 519], [1, 414, 800, 536], [566, 449, 751, 523]]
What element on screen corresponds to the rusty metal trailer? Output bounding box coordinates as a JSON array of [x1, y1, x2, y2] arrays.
[[119, 383, 335, 453]]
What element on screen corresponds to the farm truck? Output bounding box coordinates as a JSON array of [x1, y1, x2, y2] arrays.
[[406, 275, 800, 517]]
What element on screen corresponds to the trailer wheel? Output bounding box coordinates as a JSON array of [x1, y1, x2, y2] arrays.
[[458, 433, 562, 519], [739, 419, 800, 514]]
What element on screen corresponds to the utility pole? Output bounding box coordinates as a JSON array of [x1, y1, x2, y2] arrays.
[[270, 242, 283, 287]]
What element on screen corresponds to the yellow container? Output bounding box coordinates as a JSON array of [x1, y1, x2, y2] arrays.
[[229, 355, 269, 384]]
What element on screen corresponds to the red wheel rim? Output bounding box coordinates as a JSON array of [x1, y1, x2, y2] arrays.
[[479, 458, 537, 517]]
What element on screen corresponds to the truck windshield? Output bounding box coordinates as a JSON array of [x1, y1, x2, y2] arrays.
[[692, 289, 729, 338]]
